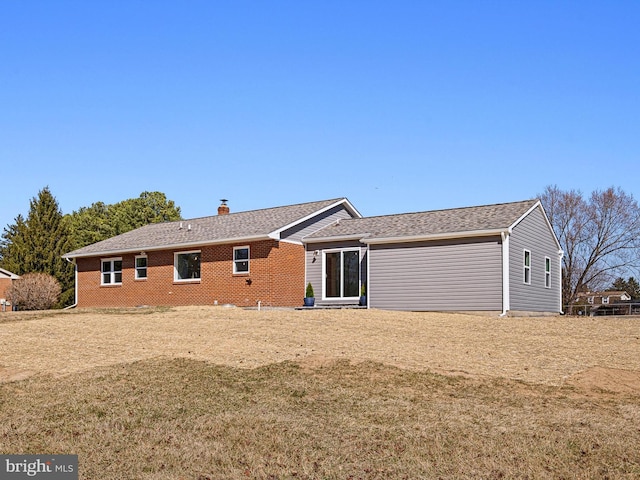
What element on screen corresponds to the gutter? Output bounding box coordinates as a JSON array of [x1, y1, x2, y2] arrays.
[[363, 228, 506, 245], [63, 234, 272, 260], [302, 233, 370, 244]]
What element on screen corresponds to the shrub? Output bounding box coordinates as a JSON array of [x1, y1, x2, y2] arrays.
[[6, 273, 62, 311], [305, 283, 314, 298]]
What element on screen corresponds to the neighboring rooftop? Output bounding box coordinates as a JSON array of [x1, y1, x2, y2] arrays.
[[0, 268, 20, 279], [64, 198, 355, 258], [304, 199, 540, 242]]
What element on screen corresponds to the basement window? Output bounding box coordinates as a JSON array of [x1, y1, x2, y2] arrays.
[[174, 251, 201, 282], [102, 258, 122, 285]]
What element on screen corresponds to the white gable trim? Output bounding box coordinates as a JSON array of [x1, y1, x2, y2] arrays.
[[268, 198, 362, 240], [509, 200, 562, 251], [0, 268, 19, 279]]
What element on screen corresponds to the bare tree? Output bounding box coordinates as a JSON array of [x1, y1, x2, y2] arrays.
[[540, 185, 640, 312]]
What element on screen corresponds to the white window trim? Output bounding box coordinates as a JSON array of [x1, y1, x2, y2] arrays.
[[523, 249, 531, 285], [322, 247, 361, 300], [135, 254, 148, 280], [101, 257, 122, 286], [174, 250, 201, 282], [602, 296, 609, 304], [544, 256, 551, 289], [233, 246, 250, 274]]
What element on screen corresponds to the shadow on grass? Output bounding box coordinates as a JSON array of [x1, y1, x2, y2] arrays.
[[1, 358, 639, 479]]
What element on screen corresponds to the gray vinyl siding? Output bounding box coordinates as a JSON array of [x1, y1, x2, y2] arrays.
[[369, 237, 503, 311], [281, 205, 354, 244], [509, 206, 562, 313], [305, 240, 367, 306]]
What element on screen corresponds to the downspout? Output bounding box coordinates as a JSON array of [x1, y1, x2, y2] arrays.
[[366, 243, 370, 309], [63, 257, 78, 309], [558, 249, 564, 314], [499, 231, 510, 317]]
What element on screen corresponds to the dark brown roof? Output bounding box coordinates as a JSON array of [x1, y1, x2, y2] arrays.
[[304, 199, 540, 242], [64, 198, 349, 258]]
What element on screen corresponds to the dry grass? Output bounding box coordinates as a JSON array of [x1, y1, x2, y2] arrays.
[[1, 306, 640, 478]]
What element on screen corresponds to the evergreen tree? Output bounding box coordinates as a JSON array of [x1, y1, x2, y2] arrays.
[[0, 214, 27, 274], [628, 278, 640, 299], [33, 188, 74, 304], [611, 277, 640, 300], [0, 188, 74, 307]]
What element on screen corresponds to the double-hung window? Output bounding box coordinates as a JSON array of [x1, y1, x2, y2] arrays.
[[135, 255, 148, 280], [523, 250, 531, 285], [102, 258, 122, 285], [324, 249, 360, 299], [544, 257, 551, 288], [233, 246, 250, 274], [174, 251, 201, 281]]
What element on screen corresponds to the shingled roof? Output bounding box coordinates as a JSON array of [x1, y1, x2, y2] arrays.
[[304, 199, 542, 243], [64, 198, 353, 258]]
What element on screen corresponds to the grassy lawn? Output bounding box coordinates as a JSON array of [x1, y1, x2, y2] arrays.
[[1, 307, 639, 478]]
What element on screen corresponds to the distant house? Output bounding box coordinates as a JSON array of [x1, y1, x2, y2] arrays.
[[0, 268, 19, 311], [63, 198, 563, 315], [575, 291, 631, 306], [304, 199, 562, 314], [62, 199, 361, 308]]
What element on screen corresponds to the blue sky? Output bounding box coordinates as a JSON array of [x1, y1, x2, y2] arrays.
[[1, 1, 639, 231]]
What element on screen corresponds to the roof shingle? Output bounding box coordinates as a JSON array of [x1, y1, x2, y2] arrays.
[[64, 198, 347, 258], [304, 199, 540, 241]]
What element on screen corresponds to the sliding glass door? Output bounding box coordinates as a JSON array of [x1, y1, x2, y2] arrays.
[[324, 249, 360, 299]]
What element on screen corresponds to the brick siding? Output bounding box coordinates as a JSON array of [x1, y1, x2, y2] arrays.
[[0, 278, 11, 300], [76, 240, 306, 308]]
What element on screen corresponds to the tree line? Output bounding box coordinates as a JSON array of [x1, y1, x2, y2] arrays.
[[0, 187, 181, 308]]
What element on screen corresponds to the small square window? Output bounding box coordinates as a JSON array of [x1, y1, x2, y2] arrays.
[[101, 258, 122, 285], [174, 251, 201, 281]]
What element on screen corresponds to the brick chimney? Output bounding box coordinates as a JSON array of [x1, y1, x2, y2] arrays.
[[218, 199, 230, 215]]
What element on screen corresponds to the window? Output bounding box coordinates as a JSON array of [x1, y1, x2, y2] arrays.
[[545, 257, 551, 288], [324, 249, 360, 299], [233, 246, 250, 274], [588, 296, 594, 304], [174, 251, 201, 281], [523, 250, 531, 284], [135, 255, 148, 280], [101, 258, 122, 285], [602, 296, 609, 304]]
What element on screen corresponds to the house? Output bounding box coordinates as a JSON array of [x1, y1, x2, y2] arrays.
[[0, 268, 19, 311], [575, 291, 631, 306], [62, 199, 361, 308], [63, 197, 563, 315], [303, 199, 562, 314]]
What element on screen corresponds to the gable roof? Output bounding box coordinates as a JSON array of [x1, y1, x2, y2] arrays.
[[576, 291, 630, 298], [304, 199, 546, 244], [0, 268, 19, 280], [64, 198, 359, 259]]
